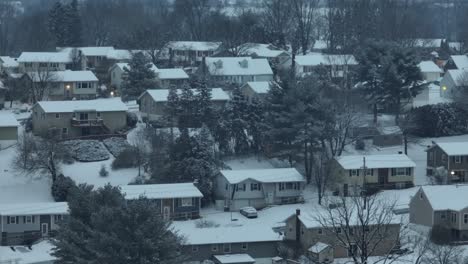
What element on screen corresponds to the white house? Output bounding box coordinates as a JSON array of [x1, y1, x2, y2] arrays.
[[418, 61, 443, 82], [240, 81, 280, 102], [17, 52, 75, 73], [109, 62, 189, 92], [166, 41, 222, 65], [0, 56, 19, 73], [216, 168, 305, 211], [440, 69, 468, 99], [201, 57, 273, 85], [445, 55, 468, 71], [237, 43, 290, 65], [27, 70, 99, 100], [290, 53, 357, 78]]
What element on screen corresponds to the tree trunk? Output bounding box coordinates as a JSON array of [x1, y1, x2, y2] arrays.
[[404, 133, 408, 155], [373, 103, 378, 124]]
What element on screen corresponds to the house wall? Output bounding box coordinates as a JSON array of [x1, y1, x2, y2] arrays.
[[440, 74, 456, 99], [422, 72, 441, 82], [0, 126, 18, 140], [409, 189, 435, 227], [19, 62, 67, 73], [426, 145, 468, 183], [48, 81, 98, 100], [208, 74, 273, 85], [110, 66, 125, 91], [138, 92, 167, 121], [182, 241, 278, 262]]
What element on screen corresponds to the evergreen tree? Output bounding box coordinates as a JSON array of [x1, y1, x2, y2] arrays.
[[177, 86, 196, 128], [164, 86, 181, 127], [64, 0, 82, 47], [194, 86, 214, 126], [121, 52, 158, 101], [53, 184, 185, 264], [48, 2, 67, 47]]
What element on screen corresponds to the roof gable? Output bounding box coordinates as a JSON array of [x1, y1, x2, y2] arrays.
[[220, 168, 305, 184], [335, 154, 416, 170]]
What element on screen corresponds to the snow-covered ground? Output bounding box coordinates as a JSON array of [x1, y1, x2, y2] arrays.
[[0, 241, 56, 264]]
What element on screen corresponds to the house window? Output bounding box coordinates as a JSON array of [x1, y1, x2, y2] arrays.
[[451, 212, 457, 223], [41, 113, 46, 120], [211, 244, 218, 252], [366, 169, 373, 176], [225, 184, 228, 190], [317, 229, 322, 235], [54, 215, 63, 223], [24, 62, 33, 68], [9, 216, 16, 224], [96, 112, 101, 118], [50, 63, 58, 68], [455, 156, 462, 163], [464, 214, 468, 224], [250, 183, 261, 191], [55, 113, 60, 119], [39, 62, 47, 67], [192, 245, 198, 252], [391, 168, 408, 176], [62, 128, 68, 135], [441, 213, 446, 219], [349, 170, 359, 177], [25, 215, 32, 223], [241, 243, 248, 250], [223, 243, 231, 253], [236, 184, 246, 192], [364, 226, 370, 232], [77, 82, 91, 89], [181, 198, 192, 207], [279, 183, 285, 191]]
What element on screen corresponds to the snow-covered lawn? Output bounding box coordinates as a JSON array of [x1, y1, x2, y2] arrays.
[[0, 240, 56, 263]]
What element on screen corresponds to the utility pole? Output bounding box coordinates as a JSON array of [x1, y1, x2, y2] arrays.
[[362, 157, 367, 210]]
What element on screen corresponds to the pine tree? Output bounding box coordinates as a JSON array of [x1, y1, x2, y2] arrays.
[[194, 86, 214, 126], [48, 2, 67, 47], [121, 52, 158, 101], [221, 88, 251, 154], [177, 86, 196, 128], [64, 0, 82, 47]]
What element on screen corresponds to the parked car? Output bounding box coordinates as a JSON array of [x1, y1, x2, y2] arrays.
[[240, 206, 258, 218]]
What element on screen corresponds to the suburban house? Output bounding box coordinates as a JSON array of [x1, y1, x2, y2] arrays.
[[174, 221, 282, 263], [0, 56, 19, 73], [237, 43, 290, 66], [17, 52, 75, 73], [440, 69, 468, 99], [290, 53, 358, 79], [166, 41, 222, 65], [444, 55, 468, 71], [418, 61, 443, 82], [331, 154, 416, 196], [240, 81, 280, 102], [120, 183, 203, 220], [31, 98, 128, 139], [27, 70, 99, 100], [284, 209, 401, 259], [426, 141, 468, 183], [216, 168, 306, 211], [57, 46, 114, 70], [410, 185, 468, 242], [200, 57, 274, 85], [0, 202, 68, 246], [0, 112, 19, 144], [109, 62, 189, 92], [138, 88, 230, 121]]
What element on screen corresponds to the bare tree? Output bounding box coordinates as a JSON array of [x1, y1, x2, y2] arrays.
[[13, 132, 37, 172], [289, 0, 318, 55], [28, 66, 58, 103], [312, 150, 336, 205], [262, 0, 292, 48], [174, 0, 211, 41], [128, 128, 150, 177]]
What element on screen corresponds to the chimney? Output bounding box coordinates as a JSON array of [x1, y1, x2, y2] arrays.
[[295, 209, 301, 242]]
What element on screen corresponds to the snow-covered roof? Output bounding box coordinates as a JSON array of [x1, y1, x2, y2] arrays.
[[308, 242, 330, 253], [80, 46, 114, 57], [28, 70, 98, 82], [213, 254, 255, 264], [418, 61, 443, 73], [446, 69, 468, 86], [220, 168, 305, 184], [17, 52, 72, 63], [450, 55, 468, 70], [295, 53, 357, 66], [0, 202, 68, 216], [244, 81, 276, 94], [115, 63, 189, 80], [0, 241, 56, 264], [0, 112, 20, 127], [313, 40, 328, 50], [141, 88, 230, 102], [36, 98, 128, 113], [335, 154, 416, 170], [377, 125, 402, 135], [168, 41, 221, 51], [205, 57, 273, 76], [238, 43, 288, 58], [0, 56, 19, 68], [420, 185, 468, 211], [120, 183, 203, 200], [106, 49, 132, 60], [434, 141, 468, 156]]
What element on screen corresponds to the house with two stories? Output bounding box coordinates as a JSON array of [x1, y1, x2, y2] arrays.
[[0, 202, 68, 246], [120, 183, 203, 220], [426, 141, 468, 184], [27, 70, 99, 100], [410, 185, 468, 242], [17, 52, 76, 73], [216, 168, 305, 211], [109, 62, 189, 92], [284, 208, 401, 259], [31, 98, 128, 139], [440, 69, 468, 99], [331, 154, 416, 196], [138, 88, 230, 122], [288, 53, 357, 80], [0, 56, 19, 73], [166, 41, 222, 65], [200, 57, 274, 86], [240, 81, 280, 103], [418, 61, 443, 82], [237, 43, 290, 66]]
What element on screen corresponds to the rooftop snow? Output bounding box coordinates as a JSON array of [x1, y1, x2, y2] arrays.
[[205, 57, 273, 76], [295, 53, 357, 66], [220, 168, 305, 184], [168, 41, 221, 51], [120, 183, 203, 200], [450, 55, 468, 70], [0, 202, 68, 216], [245, 81, 274, 94], [335, 154, 416, 170], [28, 70, 98, 82], [238, 43, 288, 58], [434, 141, 468, 155], [36, 98, 128, 113], [313, 40, 328, 50], [446, 69, 468, 86], [308, 242, 330, 253], [17, 52, 72, 63], [213, 254, 255, 264], [420, 185, 468, 211], [0, 56, 19, 68], [80, 46, 114, 56], [0, 112, 20, 127], [106, 49, 132, 60], [418, 61, 443, 73], [116, 62, 188, 80], [142, 88, 230, 102]]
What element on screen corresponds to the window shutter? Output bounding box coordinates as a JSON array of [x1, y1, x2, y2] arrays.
[[349, 170, 352, 177], [23, 216, 26, 223], [243, 184, 246, 191], [7, 216, 10, 224], [250, 184, 253, 191], [357, 170, 360, 176], [32, 216, 35, 223], [16, 216, 19, 224]]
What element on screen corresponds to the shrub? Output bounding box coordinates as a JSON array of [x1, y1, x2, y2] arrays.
[[103, 137, 129, 157], [127, 112, 138, 128], [430, 225, 453, 245], [63, 140, 110, 162], [99, 164, 109, 177], [355, 139, 365, 150], [410, 103, 468, 137], [112, 147, 137, 169], [51, 174, 77, 202], [195, 219, 220, 228]]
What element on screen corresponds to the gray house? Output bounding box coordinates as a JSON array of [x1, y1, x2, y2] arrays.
[[17, 52, 74, 73], [0, 112, 19, 142], [426, 141, 468, 183], [0, 202, 68, 246], [440, 69, 468, 99], [31, 98, 128, 139], [120, 183, 203, 220], [216, 168, 305, 211], [166, 41, 222, 65], [409, 185, 468, 242]]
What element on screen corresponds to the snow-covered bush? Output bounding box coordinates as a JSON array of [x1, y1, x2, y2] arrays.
[[99, 164, 109, 177], [410, 103, 468, 137], [103, 137, 129, 157], [51, 174, 76, 202], [63, 140, 110, 162], [127, 112, 138, 128], [112, 147, 137, 169], [195, 219, 220, 228]]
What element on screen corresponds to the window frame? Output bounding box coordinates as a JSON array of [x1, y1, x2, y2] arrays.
[[180, 198, 193, 207], [55, 113, 60, 119], [223, 243, 231, 253], [241, 243, 248, 250], [455, 156, 462, 163], [62, 128, 68, 135], [464, 214, 468, 224], [25, 215, 33, 224], [211, 244, 218, 252], [9, 216, 16, 224]]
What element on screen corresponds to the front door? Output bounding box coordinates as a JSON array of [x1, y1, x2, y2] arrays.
[[163, 206, 171, 221], [378, 169, 388, 186], [41, 223, 49, 237], [267, 192, 274, 204]]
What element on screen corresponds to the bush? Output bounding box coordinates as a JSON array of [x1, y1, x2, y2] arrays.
[[195, 219, 220, 228], [410, 103, 468, 137], [355, 139, 365, 150], [103, 137, 129, 157], [112, 147, 137, 169], [51, 174, 77, 202], [127, 112, 138, 128], [99, 164, 109, 177], [63, 140, 110, 162], [430, 225, 453, 245]]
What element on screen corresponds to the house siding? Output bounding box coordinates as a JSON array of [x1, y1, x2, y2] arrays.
[[427, 145, 468, 183], [0, 126, 18, 140], [182, 241, 278, 262], [409, 189, 435, 227]]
